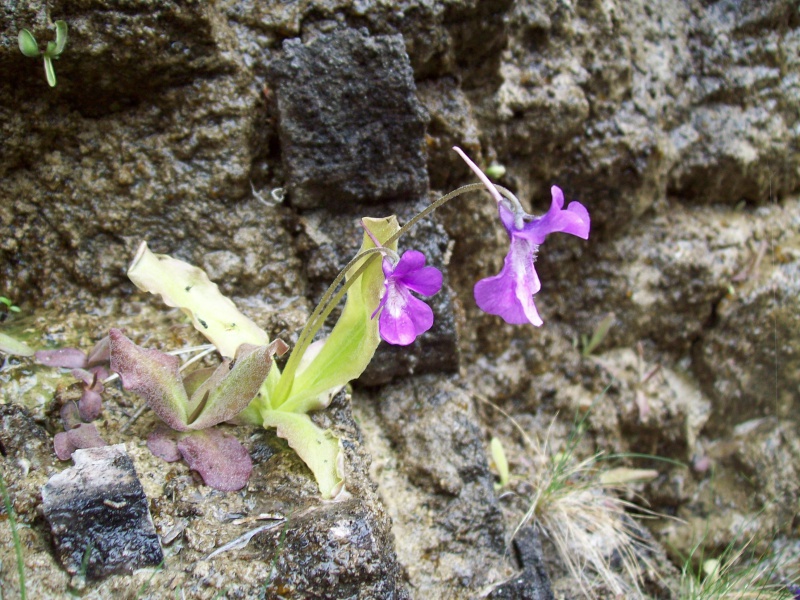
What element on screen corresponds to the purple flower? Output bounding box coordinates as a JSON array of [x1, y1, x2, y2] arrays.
[[373, 250, 443, 346], [455, 147, 590, 326]]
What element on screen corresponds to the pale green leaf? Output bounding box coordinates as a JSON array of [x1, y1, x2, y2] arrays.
[[127, 241, 269, 357], [43, 55, 56, 87], [18, 29, 39, 57], [582, 312, 615, 357], [261, 410, 344, 499], [277, 216, 399, 413], [490, 437, 509, 488], [53, 20, 68, 55], [0, 332, 34, 357]]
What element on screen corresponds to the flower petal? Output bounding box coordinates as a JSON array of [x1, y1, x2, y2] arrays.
[[401, 265, 443, 297], [385, 250, 443, 297], [390, 250, 427, 279], [379, 286, 435, 345], [518, 186, 590, 243], [474, 237, 543, 326]]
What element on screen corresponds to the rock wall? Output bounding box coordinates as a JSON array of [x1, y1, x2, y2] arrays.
[[1, 0, 799, 597]]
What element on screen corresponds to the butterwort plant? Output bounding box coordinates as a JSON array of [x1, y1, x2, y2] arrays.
[[105, 147, 589, 497]]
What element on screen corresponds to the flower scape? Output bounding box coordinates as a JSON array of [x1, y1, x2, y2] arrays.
[[34, 147, 590, 498]]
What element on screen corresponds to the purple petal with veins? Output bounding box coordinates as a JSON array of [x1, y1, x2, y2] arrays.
[[474, 236, 543, 326], [374, 250, 442, 346], [456, 146, 591, 327]]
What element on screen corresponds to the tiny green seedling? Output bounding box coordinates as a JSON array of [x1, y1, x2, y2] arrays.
[[18, 20, 68, 87], [0, 297, 21, 314], [0, 296, 21, 324]]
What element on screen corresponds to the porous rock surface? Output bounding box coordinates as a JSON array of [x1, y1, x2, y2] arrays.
[[1, 0, 799, 598]]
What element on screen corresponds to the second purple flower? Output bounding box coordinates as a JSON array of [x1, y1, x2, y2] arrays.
[[455, 147, 590, 326], [373, 250, 443, 346]]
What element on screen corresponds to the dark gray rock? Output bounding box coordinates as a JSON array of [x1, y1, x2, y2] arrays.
[[268, 28, 430, 210], [0, 402, 54, 473], [41, 444, 163, 580], [488, 526, 554, 600], [545, 203, 744, 354], [0, 403, 57, 524], [667, 0, 799, 204], [215, 390, 409, 599], [256, 496, 407, 599]]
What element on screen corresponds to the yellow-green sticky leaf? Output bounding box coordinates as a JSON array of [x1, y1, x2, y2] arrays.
[[127, 241, 269, 357], [261, 410, 344, 499], [276, 216, 399, 413], [0, 332, 34, 357]]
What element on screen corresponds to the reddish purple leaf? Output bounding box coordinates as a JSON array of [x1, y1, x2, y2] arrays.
[[182, 366, 216, 399], [147, 426, 182, 462], [60, 402, 81, 430], [86, 335, 110, 367], [53, 424, 108, 460], [36, 348, 88, 369], [79, 389, 103, 421], [89, 365, 110, 381], [177, 428, 252, 491], [71, 369, 104, 393], [109, 328, 190, 431], [53, 432, 75, 461], [187, 343, 278, 430], [71, 368, 93, 386]]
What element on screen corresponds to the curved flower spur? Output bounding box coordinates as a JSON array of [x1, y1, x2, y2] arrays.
[[453, 147, 590, 326]]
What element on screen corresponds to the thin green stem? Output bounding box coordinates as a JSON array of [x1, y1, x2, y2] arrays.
[[0, 469, 26, 600]]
